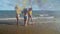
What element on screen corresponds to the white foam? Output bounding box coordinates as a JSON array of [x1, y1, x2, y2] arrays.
[[0, 17, 38, 20], [38, 16, 54, 19], [0, 16, 54, 20]]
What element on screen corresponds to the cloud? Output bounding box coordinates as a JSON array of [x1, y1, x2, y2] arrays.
[[40, 0, 60, 11], [0, 0, 30, 10], [0, 0, 60, 10]]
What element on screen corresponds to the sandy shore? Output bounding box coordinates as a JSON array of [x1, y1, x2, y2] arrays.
[[0, 18, 60, 34]]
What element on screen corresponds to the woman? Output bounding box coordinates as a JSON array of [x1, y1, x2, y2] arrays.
[[28, 8, 32, 24], [22, 8, 28, 26], [15, 5, 21, 25]]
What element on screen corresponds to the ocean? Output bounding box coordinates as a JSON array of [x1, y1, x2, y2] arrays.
[[0, 10, 60, 18]]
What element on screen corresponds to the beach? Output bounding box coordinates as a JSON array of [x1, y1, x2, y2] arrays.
[[0, 0, 60, 34], [0, 17, 60, 34]]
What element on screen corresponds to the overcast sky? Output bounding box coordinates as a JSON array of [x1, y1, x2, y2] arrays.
[[0, 0, 60, 11]]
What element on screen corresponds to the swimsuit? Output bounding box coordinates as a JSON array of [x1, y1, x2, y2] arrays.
[[22, 8, 28, 20], [24, 14, 28, 21], [24, 15, 27, 20], [28, 11, 32, 17]]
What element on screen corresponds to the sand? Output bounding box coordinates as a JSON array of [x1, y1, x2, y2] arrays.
[[0, 18, 60, 34]]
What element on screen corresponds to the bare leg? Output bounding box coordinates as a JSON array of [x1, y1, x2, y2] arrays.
[[16, 14, 19, 25], [27, 17, 29, 25], [24, 14, 28, 26], [25, 19, 28, 26], [24, 20, 26, 26], [31, 15, 33, 22], [24, 16, 28, 26], [29, 16, 33, 24], [24, 20, 28, 26]]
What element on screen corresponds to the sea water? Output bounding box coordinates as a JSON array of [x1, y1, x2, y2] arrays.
[[0, 10, 60, 18]]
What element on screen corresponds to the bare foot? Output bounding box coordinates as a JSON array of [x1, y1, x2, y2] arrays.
[[24, 24, 27, 26]]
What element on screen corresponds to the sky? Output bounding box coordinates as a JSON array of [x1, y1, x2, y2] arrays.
[[0, 0, 60, 11]]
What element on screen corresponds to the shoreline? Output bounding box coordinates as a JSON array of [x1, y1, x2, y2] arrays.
[[0, 16, 54, 20]]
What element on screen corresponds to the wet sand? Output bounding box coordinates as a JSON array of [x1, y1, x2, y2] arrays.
[[0, 18, 60, 34]]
